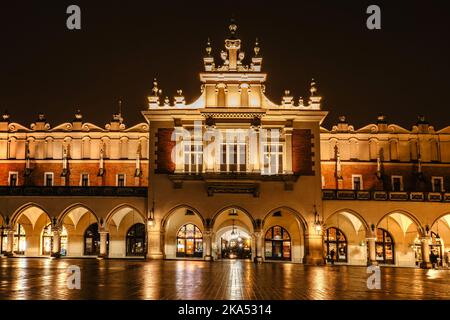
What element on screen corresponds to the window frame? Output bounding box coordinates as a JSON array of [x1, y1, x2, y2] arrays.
[[351, 174, 363, 191], [80, 173, 90, 187], [431, 176, 444, 193], [391, 175, 403, 192], [8, 171, 19, 186], [116, 173, 126, 187], [44, 172, 54, 186]]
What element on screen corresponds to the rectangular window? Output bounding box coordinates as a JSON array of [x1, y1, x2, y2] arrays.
[[117, 173, 126, 187], [219, 131, 247, 173], [8, 172, 18, 186], [183, 140, 203, 173], [352, 175, 363, 191], [44, 172, 54, 186], [81, 174, 89, 187], [432, 177, 444, 193], [262, 143, 283, 175], [391, 176, 403, 192]]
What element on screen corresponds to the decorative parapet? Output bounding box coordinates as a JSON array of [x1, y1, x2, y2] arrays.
[[323, 189, 450, 203], [0, 186, 147, 197]]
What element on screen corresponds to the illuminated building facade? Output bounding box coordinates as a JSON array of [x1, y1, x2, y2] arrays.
[[0, 22, 449, 268]]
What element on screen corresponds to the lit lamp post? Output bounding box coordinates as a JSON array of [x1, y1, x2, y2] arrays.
[[313, 205, 323, 235], [147, 199, 155, 228]]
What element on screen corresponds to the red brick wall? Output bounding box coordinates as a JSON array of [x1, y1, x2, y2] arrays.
[[292, 129, 314, 175], [321, 162, 450, 191], [156, 128, 175, 174], [0, 162, 148, 187]]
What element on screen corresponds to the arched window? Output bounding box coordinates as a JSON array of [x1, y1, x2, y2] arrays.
[[41, 224, 52, 255], [264, 226, 291, 261], [84, 223, 100, 256], [14, 224, 26, 255], [176, 224, 203, 258], [324, 227, 347, 262], [126, 223, 146, 256], [41, 224, 68, 256], [376, 228, 394, 264]]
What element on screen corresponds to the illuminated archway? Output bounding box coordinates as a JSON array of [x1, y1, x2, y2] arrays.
[[376, 210, 422, 267], [59, 204, 99, 257], [106, 205, 145, 258], [163, 205, 204, 259], [262, 207, 305, 263], [324, 209, 369, 265]]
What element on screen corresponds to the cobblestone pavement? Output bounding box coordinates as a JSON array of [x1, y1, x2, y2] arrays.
[[1, 258, 449, 300]]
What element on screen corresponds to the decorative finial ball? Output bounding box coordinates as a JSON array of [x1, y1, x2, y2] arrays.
[[418, 115, 426, 122], [229, 22, 237, 34], [254, 38, 260, 56], [75, 109, 83, 120], [2, 111, 10, 121], [339, 115, 347, 123], [220, 50, 228, 61], [38, 113, 45, 121], [310, 79, 317, 93], [177, 89, 183, 96], [206, 38, 212, 56], [377, 114, 386, 122], [238, 51, 245, 60], [284, 90, 291, 96]]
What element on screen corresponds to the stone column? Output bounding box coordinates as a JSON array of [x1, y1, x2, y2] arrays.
[[99, 231, 109, 258], [204, 230, 212, 261], [420, 237, 432, 269], [304, 233, 325, 265], [51, 228, 61, 258], [5, 229, 14, 256], [252, 130, 260, 173], [366, 237, 377, 266], [254, 231, 263, 263], [147, 227, 164, 260]]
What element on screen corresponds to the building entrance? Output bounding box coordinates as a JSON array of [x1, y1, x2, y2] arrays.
[[219, 228, 252, 260]]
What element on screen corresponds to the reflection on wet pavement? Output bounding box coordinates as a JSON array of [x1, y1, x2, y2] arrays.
[[1, 258, 449, 300]]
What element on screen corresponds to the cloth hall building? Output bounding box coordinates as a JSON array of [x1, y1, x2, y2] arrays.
[[1, 23, 449, 269]]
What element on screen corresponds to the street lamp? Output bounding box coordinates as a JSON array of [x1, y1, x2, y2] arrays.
[[313, 205, 323, 234]]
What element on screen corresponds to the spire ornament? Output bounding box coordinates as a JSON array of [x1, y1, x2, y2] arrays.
[[148, 78, 162, 108], [206, 38, 212, 56], [254, 38, 260, 57]]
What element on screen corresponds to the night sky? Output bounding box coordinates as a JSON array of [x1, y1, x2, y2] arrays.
[[1, 1, 449, 130]]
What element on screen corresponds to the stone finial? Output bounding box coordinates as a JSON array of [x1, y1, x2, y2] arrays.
[[238, 51, 245, 62], [229, 18, 238, 36], [2, 110, 10, 122], [254, 38, 260, 56], [174, 89, 186, 107], [282, 90, 294, 107], [205, 38, 212, 56], [74, 109, 83, 121], [37, 112, 46, 122], [417, 115, 428, 125], [164, 96, 170, 106], [148, 78, 162, 108], [377, 113, 387, 124], [338, 115, 347, 123], [310, 79, 318, 97], [152, 78, 161, 97], [306, 78, 322, 110]]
